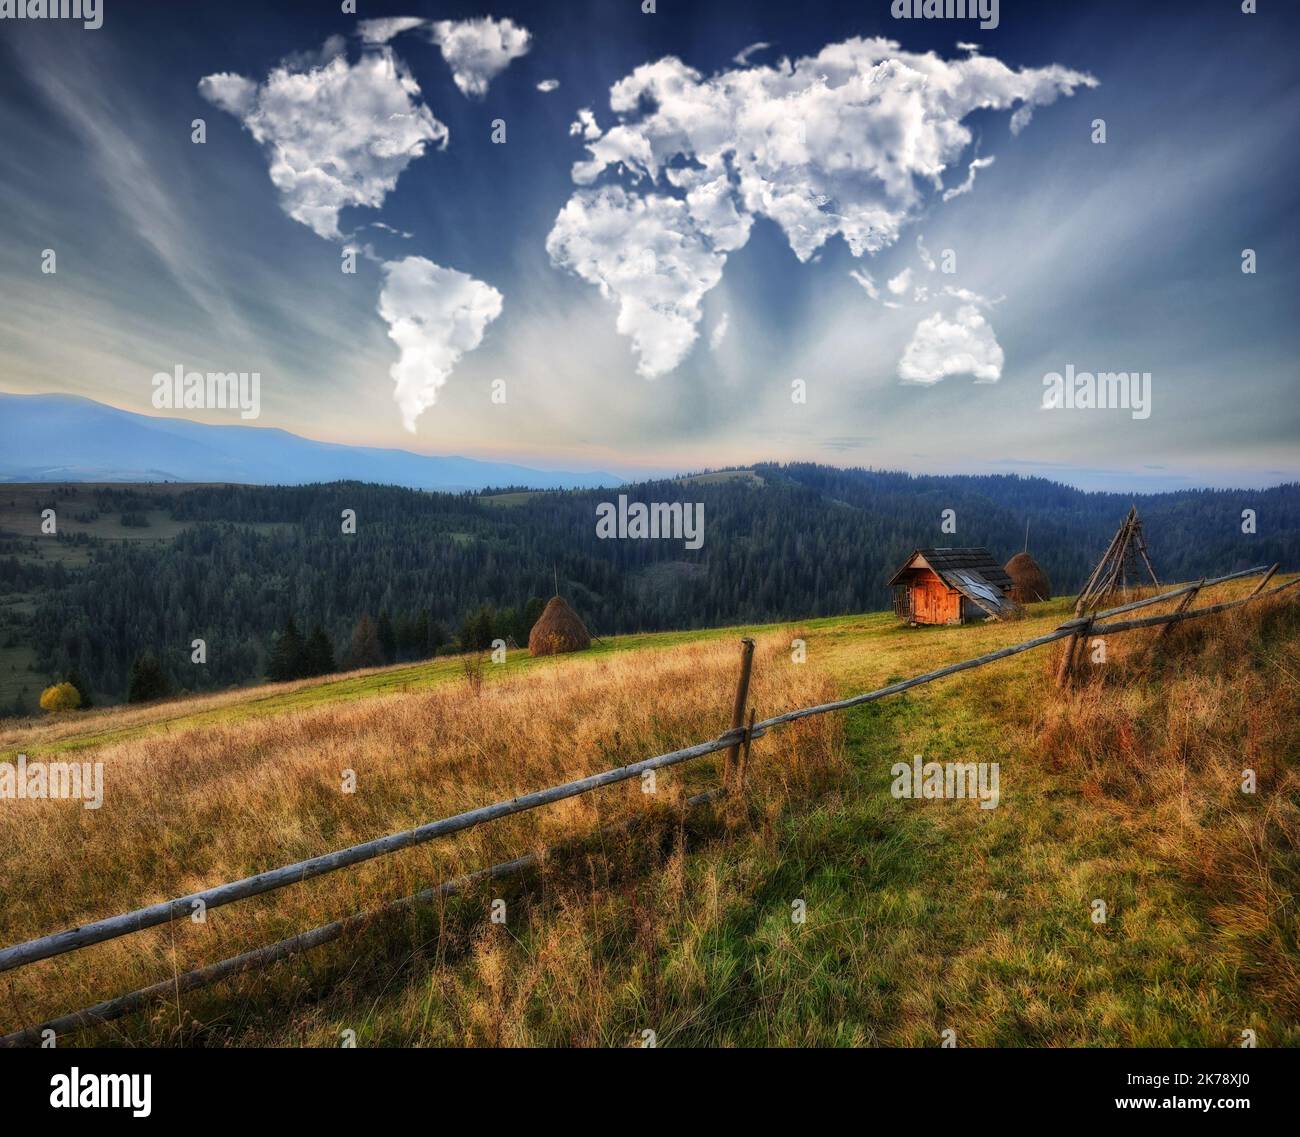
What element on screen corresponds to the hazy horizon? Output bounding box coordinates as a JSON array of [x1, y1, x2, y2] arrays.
[[2, 387, 1295, 496]]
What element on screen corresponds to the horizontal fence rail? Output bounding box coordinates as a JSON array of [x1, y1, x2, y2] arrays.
[[0, 734, 742, 975], [1, 563, 1293, 1045], [0, 789, 726, 1048]]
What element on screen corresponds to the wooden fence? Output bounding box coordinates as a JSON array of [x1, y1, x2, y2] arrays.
[[2, 563, 1296, 1046]]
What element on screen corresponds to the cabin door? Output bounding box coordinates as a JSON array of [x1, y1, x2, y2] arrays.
[[915, 576, 957, 624]]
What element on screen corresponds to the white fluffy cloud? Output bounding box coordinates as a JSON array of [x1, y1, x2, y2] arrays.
[[570, 108, 601, 141], [850, 235, 1005, 383], [378, 256, 504, 430], [546, 187, 728, 378], [200, 46, 447, 240], [537, 78, 560, 93], [549, 37, 1095, 375], [429, 17, 531, 99], [354, 16, 531, 98], [898, 303, 1004, 384]]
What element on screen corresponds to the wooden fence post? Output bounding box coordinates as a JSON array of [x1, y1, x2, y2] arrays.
[[1249, 563, 1280, 598], [724, 638, 756, 793], [1152, 577, 1204, 647], [737, 707, 757, 790], [1056, 618, 1092, 689]]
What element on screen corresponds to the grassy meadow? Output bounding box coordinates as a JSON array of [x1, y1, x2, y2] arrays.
[[0, 578, 1297, 1047]]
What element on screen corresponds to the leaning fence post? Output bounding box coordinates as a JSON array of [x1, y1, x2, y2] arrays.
[[1249, 563, 1280, 598], [1056, 618, 1092, 689], [724, 638, 756, 792], [1152, 577, 1204, 648]]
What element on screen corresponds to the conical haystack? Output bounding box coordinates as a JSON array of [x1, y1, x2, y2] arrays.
[[1005, 552, 1052, 604], [528, 595, 591, 656]]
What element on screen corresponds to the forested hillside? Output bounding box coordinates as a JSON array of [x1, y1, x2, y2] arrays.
[[1, 465, 1295, 706]]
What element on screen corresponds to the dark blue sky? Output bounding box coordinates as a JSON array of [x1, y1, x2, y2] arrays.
[[1, 0, 1296, 489]]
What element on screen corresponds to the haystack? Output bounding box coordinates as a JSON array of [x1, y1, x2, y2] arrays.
[[528, 595, 591, 656], [1005, 552, 1052, 604]]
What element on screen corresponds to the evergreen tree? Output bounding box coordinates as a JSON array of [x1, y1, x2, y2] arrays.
[[394, 613, 416, 659], [303, 625, 337, 677], [127, 654, 172, 703], [523, 596, 546, 637], [267, 617, 306, 682], [66, 667, 93, 708], [414, 610, 430, 658], [346, 615, 384, 670], [428, 618, 448, 655], [377, 609, 397, 664], [459, 604, 496, 651]]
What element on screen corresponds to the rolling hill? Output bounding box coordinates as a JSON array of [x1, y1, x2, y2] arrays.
[[2, 580, 1296, 1046]]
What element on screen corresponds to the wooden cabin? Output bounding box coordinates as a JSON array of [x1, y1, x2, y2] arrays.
[[889, 548, 1016, 625]]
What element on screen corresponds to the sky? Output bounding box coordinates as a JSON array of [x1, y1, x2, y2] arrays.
[[0, 0, 1297, 491]]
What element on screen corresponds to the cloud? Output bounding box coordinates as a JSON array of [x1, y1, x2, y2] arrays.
[[200, 46, 448, 240], [941, 284, 1001, 305], [887, 268, 913, 295], [942, 155, 996, 201], [377, 256, 504, 430], [849, 269, 881, 301], [551, 37, 1095, 373], [537, 78, 560, 93], [546, 186, 728, 377], [710, 311, 730, 350], [353, 16, 532, 98], [429, 17, 532, 99], [570, 108, 601, 140], [850, 240, 1005, 380], [23, 42, 248, 336], [369, 221, 413, 239], [356, 17, 425, 45], [733, 42, 772, 66], [898, 304, 1004, 384]]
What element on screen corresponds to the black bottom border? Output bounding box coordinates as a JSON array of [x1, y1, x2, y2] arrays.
[[1, 1045, 1287, 1124]]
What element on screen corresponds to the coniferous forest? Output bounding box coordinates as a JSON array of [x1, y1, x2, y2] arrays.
[[1, 464, 1295, 708]]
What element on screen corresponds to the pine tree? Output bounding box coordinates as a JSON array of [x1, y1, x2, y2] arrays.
[[66, 667, 93, 708], [267, 617, 306, 682], [459, 604, 496, 651], [303, 625, 337, 677], [428, 618, 448, 655], [346, 615, 384, 670], [127, 654, 172, 703], [377, 610, 397, 664], [523, 596, 546, 637]]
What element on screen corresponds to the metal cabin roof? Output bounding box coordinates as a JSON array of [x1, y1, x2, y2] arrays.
[[887, 548, 1016, 615]]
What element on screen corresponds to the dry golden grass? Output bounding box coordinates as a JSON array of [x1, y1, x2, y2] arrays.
[[0, 633, 841, 1040], [1032, 595, 1300, 1019], [3, 581, 1294, 1047]]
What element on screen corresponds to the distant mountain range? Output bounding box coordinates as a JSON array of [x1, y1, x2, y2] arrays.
[[0, 394, 622, 490]]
